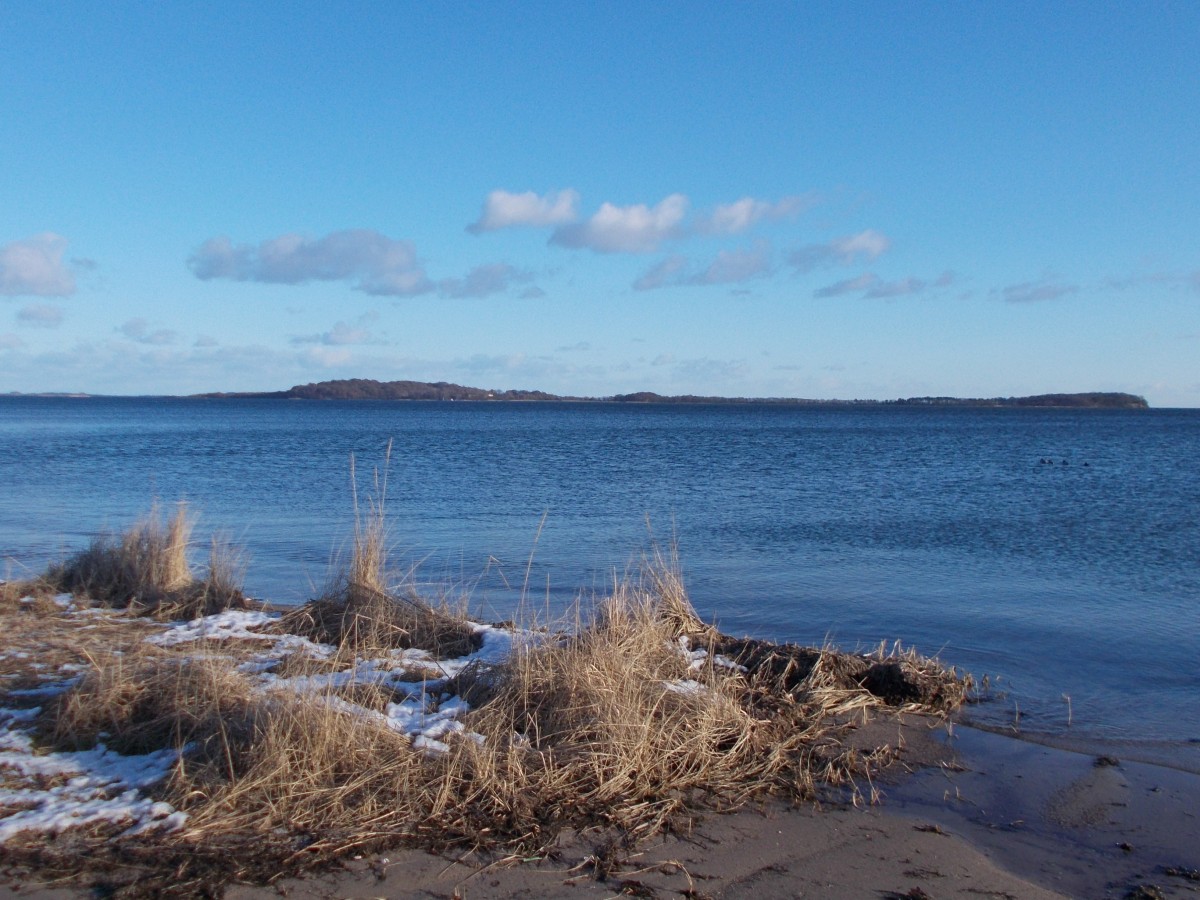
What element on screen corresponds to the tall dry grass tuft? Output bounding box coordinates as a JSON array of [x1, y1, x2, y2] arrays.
[[348, 448, 389, 597], [280, 446, 479, 658], [442, 575, 810, 847], [48, 504, 250, 620], [51, 647, 259, 765], [637, 544, 711, 638], [203, 533, 249, 612], [184, 695, 429, 847], [53, 503, 192, 600]]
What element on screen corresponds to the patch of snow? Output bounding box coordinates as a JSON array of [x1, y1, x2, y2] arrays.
[[148, 610, 277, 647], [6, 678, 79, 698], [0, 718, 186, 843], [674, 635, 746, 672], [663, 679, 706, 695], [0, 707, 41, 725], [0, 740, 178, 789], [0, 789, 184, 841], [412, 735, 450, 755], [382, 694, 468, 743]]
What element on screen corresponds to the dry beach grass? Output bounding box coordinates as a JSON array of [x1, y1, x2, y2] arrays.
[[0, 500, 972, 898]]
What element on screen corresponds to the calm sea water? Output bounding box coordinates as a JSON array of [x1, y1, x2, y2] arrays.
[[1, 397, 1197, 765]]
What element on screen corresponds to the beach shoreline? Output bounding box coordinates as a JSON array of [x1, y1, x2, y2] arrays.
[[1, 503, 1196, 899], [4, 705, 1197, 899], [203, 722, 1200, 899]]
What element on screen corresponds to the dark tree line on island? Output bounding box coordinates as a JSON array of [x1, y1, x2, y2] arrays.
[[192, 379, 1149, 409]]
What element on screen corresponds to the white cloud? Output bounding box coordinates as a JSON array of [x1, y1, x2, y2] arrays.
[[119, 318, 178, 345], [467, 189, 579, 233], [699, 195, 815, 234], [671, 357, 751, 383], [300, 346, 354, 368], [814, 270, 950, 300], [1103, 270, 1200, 295], [686, 243, 772, 286], [863, 276, 927, 299], [189, 230, 433, 296], [633, 255, 688, 291], [999, 278, 1079, 303], [292, 322, 371, 346], [635, 243, 773, 291], [788, 229, 892, 272], [0, 233, 77, 297], [813, 273, 880, 298], [551, 194, 688, 253], [292, 312, 380, 346], [438, 263, 531, 299], [17, 303, 64, 327], [0, 333, 24, 350], [833, 230, 891, 262]]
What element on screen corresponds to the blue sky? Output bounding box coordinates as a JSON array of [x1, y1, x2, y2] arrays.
[[2, 2, 1198, 404]]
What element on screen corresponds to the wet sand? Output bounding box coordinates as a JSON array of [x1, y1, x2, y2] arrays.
[[887, 723, 1200, 898], [5, 717, 1197, 899]]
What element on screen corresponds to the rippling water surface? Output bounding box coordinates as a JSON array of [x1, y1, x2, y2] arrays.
[[2, 398, 1197, 762]]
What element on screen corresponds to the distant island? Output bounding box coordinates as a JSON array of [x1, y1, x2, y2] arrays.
[[189, 379, 1150, 409]]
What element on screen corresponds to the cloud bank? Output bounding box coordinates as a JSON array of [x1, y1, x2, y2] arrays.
[[17, 304, 64, 327], [0, 233, 77, 297], [813, 270, 956, 300], [439, 263, 531, 299], [633, 255, 689, 291], [120, 318, 178, 345], [551, 194, 689, 253], [189, 230, 433, 296], [999, 278, 1079, 303], [788, 229, 892, 272], [467, 189, 579, 233], [687, 243, 772, 286], [291, 320, 374, 347], [698, 195, 815, 234]]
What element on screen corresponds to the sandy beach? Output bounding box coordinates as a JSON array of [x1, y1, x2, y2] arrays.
[[5, 716, 1197, 899], [215, 722, 1196, 900]]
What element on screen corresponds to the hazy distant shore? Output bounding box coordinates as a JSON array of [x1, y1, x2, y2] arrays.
[[4, 379, 1152, 408]]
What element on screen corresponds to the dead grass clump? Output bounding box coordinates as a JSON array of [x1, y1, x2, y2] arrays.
[[712, 636, 970, 717], [638, 547, 712, 638], [47, 504, 250, 620], [52, 504, 193, 601], [453, 585, 793, 845], [280, 582, 481, 660], [0, 577, 59, 613], [864, 641, 974, 711], [51, 649, 259, 764], [182, 689, 428, 847], [0, 604, 163, 715], [267, 648, 347, 679], [278, 452, 479, 658]]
